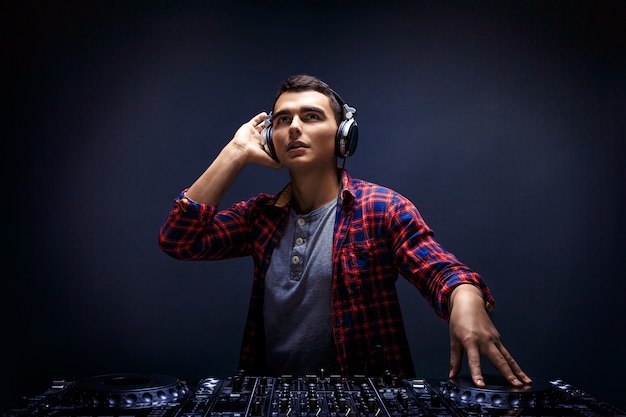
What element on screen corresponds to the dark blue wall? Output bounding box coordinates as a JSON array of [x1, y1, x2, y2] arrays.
[[6, 0, 625, 411]]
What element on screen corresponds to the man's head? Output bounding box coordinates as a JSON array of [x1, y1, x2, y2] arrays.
[[261, 75, 358, 163], [273, 75, 344, 125]]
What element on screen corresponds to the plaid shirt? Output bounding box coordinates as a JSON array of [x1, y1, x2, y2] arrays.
[[159, 170, 495, 377]]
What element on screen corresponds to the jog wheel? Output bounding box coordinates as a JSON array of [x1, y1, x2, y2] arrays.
[[439, 374, 561, 409], [62, 373, 189, 408]]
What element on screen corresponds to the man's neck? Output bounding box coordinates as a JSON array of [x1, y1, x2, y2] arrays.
[[289, 168, 340, 214]]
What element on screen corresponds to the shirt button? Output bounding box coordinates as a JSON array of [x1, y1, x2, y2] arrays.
[[291, 255, 300, 264], [177, 198, 189, 212], [295, 237, 304, 246], [297, 218, 306, 226]]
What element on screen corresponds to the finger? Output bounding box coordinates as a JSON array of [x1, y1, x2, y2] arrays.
[[448, 341, 463, 379], [481, 342, 526, 387], [495, 344, 533, 385], [251, 111, 268, 128], [465, 346, 485, 387]]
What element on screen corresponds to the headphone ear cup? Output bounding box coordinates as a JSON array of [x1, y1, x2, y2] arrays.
[[261, 125, 279, 162], [336, 118, 358, 158]]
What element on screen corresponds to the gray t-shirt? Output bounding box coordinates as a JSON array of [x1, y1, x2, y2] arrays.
[[263, 198, 336, 375]]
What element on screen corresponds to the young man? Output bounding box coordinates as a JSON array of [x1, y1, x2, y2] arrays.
[[159, 74, 532, 387]]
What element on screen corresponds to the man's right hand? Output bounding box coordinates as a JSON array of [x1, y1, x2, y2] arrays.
[[229, 112, 282, 169]]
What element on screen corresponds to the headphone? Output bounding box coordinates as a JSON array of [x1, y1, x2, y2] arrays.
[[260, 88, 359, 162]]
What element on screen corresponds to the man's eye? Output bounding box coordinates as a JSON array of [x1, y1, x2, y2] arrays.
[[305, 113, 320, 120], [276, 116, 291, 125]]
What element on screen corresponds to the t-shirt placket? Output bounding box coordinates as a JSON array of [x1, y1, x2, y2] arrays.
[[290, 216, 308, 281]]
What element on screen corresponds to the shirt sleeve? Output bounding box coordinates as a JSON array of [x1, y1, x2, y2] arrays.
[[388, 194, 495, 320], [158, 190, 254, 261]]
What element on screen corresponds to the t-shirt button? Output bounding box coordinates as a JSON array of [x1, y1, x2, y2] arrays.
[[291, 255, 301, 264], [295, 237, 304, 246], [297, 218, 306, 226]]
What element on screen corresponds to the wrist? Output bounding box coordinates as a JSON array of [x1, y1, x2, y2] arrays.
[[449, 284, 484, 312]]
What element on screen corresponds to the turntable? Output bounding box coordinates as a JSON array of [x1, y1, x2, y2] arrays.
[[60, 373, 189, 408], [440, 374, 562, 408], [3, 373, 191, 417], [3, 372, 624, 417]]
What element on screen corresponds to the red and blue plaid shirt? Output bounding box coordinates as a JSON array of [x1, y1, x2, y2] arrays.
[[159, 170, 495, 377]]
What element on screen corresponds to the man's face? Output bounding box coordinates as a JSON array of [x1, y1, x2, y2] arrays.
[[271, 90, 338, 170]]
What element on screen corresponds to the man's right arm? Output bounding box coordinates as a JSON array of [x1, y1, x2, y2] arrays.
[[158, 112, 281, 260], [185, 112, 280, 206]]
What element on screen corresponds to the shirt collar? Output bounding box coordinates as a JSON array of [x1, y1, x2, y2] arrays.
[[273, 183, 293, 208], [339, 169, 355, 206], [269, 168, 355, 208]]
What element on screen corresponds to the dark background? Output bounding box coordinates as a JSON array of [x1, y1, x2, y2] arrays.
[[5, 0, 625, 411]]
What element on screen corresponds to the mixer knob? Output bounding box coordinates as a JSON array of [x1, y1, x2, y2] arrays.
[[397, 391, 409, 408], [252, 399, 263, 415], [232, 375, 243, 392], [383, 370, 393, 385], [367, 397, 377, 411], [338, 396, 347, 412]]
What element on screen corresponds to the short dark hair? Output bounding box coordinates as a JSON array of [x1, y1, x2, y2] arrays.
[[274, 74, 343, 124]]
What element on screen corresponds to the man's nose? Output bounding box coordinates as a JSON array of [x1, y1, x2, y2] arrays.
[[288, 116, 302, 137]]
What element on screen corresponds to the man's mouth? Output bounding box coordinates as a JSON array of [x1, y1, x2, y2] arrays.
[[288, 142, 307, 150]]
